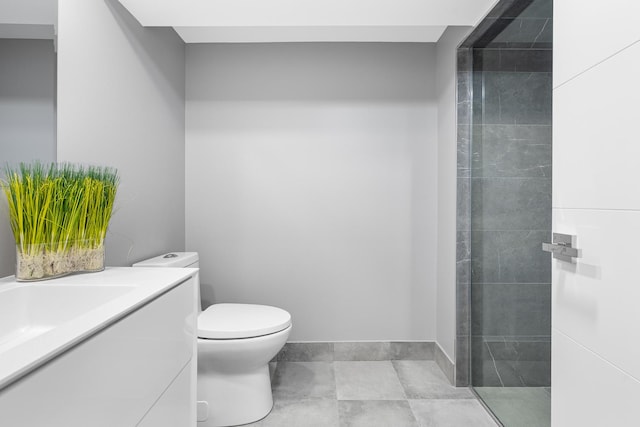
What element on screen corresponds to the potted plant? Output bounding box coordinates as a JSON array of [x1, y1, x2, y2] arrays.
[[2, 162, 119, 281]]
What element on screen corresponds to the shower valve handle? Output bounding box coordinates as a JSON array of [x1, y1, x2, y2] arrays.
[[542, 233, 579, 262]]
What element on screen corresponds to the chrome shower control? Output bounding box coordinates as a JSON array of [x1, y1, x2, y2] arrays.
[[542, 233, 580, 263]]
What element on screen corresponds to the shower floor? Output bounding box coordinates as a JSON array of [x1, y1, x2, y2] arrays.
[[474, 387, 551, 427]]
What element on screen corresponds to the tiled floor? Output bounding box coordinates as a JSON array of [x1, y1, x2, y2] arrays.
[[247, 360, 499, 427], [475, 387, 550, 427]]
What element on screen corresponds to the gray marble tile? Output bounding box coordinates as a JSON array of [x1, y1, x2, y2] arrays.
[[335, 361, 406, 400], [471, 360, 503, 387], [520, 0, 552, 19], [456, 177, 471, 231], [457, 71, 473, 126], [456, 276, 470, 337], [410, 399, 499, 427], [489, 18, 551, 48], [334, 342, 390, 361], [339, 400, 418, 427], [272, 362, 336, 400], [455, 335, 470, 387], [457, 49, 472, 72], [456, 231, 471, 263], [478, 49, 552, 73], [390, 342, 434, 360], [481, 72, 552, 125], [480, 124, 552, 143], [487, 337, 551, 361], [494, 360, 551, 387], [393, 361, 474, 399], [535, 20, 553, 49], [471, 336, 501, 387], [276, 342, 334, 362], [471, 283, 551, 336], [472, 72, 484, 122], [473, 347, 533, 387], [471, 177, 551, 231], [506, 50, 552, 73], [457, 71, 473, 106], [489, 339, 551, 387], [472, 135, 552, 178], [248, 399, 339, 427], [471, 230, 551, 284], [456, 258, 470, 289], [471, 336, 551, 387], [457, 124, 471, 178]]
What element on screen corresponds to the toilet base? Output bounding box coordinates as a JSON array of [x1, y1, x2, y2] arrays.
[[197, 364, 273, 427]]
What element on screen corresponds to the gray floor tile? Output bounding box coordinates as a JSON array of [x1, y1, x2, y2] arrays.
[[393, 361, 474, 399], [335, 361, 406, 400], [272, 362, 336, 400], [474, 386, 550, 427], [339, 400, 419, 427], [410, 399, 499, 427], [249, 399, 339, 427], [248, 360, 509, 427]]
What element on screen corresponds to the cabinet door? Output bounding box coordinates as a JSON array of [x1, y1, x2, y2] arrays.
[[0, 278, 196, 427], [138, 360, 196, 427]]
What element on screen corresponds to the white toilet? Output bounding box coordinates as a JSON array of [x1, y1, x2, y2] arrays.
[[133, 252, 292, 427]]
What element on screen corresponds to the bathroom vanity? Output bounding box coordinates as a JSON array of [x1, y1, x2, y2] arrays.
[[0, 267, 199, 426]]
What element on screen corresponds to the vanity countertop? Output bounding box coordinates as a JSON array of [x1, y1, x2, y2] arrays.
[[0, 267, 198, 390]]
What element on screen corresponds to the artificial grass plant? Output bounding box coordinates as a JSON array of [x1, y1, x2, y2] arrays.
[[1, 162, 119, 280]]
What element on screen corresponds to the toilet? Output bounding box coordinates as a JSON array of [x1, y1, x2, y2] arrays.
[[133, 252, 292, 427]]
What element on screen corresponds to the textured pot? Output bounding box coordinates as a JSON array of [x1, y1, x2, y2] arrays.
[[16, 241, 105, 281]]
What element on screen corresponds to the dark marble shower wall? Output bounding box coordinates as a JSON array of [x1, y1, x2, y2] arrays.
[[469, 46, 552, 387], [456, 0, 553, 388]]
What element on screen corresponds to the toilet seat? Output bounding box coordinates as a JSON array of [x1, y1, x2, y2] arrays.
[[198, 303, 291, 339]]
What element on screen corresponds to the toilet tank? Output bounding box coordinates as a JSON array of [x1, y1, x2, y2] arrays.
[[132, 252, 199, 268], [132, 252, 201, 311]]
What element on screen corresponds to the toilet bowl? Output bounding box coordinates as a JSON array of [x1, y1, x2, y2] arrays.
[[133, 253, 291, 427]]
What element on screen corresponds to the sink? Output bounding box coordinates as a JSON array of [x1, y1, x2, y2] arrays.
[[0, 267, 198, 390], [0, 284, 135, 352]]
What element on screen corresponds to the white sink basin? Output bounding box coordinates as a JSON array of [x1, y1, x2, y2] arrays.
[[0, 267, 198, 390], [0, 284, 135, 352]]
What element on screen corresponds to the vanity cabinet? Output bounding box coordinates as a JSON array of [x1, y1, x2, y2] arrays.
[[0, 273, 197, 426]]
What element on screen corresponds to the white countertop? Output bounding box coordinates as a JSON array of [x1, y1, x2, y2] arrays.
[[0, 267, 198, 390]]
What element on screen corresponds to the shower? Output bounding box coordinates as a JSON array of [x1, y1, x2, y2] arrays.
[[456, 0, 553, 425]]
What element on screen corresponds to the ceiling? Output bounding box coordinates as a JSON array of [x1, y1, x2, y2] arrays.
[[117, 0, 499, 43], [0, 0, 56, 39]]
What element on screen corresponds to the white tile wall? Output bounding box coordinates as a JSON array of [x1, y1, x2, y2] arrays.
[[553, 208, 640, 380], [552, 330, 640, 427], [553, 1, 640, 424], [553, 41, 640, 210], [553, 0, 640, 87]]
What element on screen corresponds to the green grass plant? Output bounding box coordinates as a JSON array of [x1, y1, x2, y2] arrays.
[[1, 162, 118, 278]]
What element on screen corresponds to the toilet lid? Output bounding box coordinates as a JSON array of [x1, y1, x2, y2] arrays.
[[198, 303, 292, 339]]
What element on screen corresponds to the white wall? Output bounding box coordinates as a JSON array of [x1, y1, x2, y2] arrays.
[[552, 1, 640, 425], [0, 0, 56, 26], [56, 0, 186, 266], [435, 26, 470, 362], [0, 38, 56, 277], [186, 43, 438, 342]]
